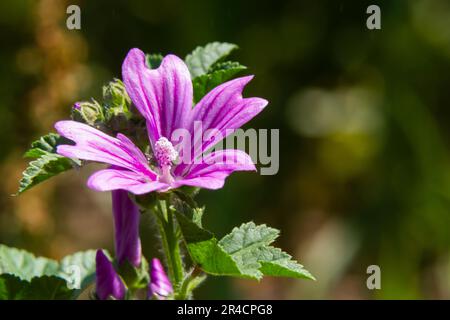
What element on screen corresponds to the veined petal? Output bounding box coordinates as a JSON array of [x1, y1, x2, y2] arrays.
[[112, 190, 141, 268], [174, 149, 256, 190], [122, 48, 193, 146], [55, 120, 156, 179], [189, 76, 268, 153], [88, 168, 169, 195]]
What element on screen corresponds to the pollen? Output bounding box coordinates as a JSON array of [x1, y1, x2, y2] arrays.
[[154, 137, 178, 168]]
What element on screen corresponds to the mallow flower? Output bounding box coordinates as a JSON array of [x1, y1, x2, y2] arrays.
[[148, 258, 173, 300], [112, 189, 141, 267], [95, 249, 126, 300], [55, 48, 268, 194]]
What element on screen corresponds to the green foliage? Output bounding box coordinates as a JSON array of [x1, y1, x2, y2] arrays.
[[18, 133, 80, 194], [0, 245, 97, 299], [192, 61, 247, 102], [220, 223, 315, 280], [0, 245, 59, 280], [0, 274, 75, 300], [146, 53, 163, 69], [118, 257, 149, 290], [24, 133, 69, 158], [185, 42, 238, 78], [102, 79, 132, 121], [175, 212, 314, 281], [58, 250, 97, 293]]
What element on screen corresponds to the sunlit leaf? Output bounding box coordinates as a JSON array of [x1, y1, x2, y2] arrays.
[[185, 42, 238, 78], [175, 212, 314, 280]]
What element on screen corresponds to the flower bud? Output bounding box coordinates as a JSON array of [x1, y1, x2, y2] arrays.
[[112, 189, 141, 267], [102, 79, 131, 119], [148, 258, 173, 300], [71, 99, 104, 126], [95, 250, 126, 300]]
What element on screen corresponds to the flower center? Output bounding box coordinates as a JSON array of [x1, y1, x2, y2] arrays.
[[154, 137, 178, 184]]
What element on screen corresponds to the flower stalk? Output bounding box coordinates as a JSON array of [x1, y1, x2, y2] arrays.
[[152, 197, 185, 293]]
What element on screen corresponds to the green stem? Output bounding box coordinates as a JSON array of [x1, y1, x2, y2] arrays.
[[175, 266, 206, 300], [154, 198, 184, 292]]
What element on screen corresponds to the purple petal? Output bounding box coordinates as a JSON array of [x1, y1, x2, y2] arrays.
[[95, 249, 126, 300], [87, 167, 169, 195], [148, 258, 173, 299], [189, 76, 268, 153], [55, 120, 156, 179], [112, 190, 141, 268], [174, 149, 256, 190], [122, 48, 193, 146]]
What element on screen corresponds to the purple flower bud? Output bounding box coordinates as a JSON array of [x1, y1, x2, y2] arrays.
[[95, 250, 126, 300], [73, 102, 81, 110], [148, 258, 173, 299], [112, 189, 141, 267]]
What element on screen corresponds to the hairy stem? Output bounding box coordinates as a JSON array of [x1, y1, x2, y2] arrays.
[[175, 265, 206, 300], [154, 198, 184, 293]]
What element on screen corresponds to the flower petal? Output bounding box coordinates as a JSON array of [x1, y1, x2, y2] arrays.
[[174, 149, 256, 190], [55, 120, 156, 179], [122, 48, 193, 146], [88, 168, 168, 195], [112, 190, 141, 268], [190, 76, 268, 153]]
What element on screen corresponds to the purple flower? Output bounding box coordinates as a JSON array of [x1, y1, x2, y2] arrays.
[[148, 258, 173, 299], [55, 48, 268, 194], [95, 249, 126, 300], [112, 189, 141, 267]]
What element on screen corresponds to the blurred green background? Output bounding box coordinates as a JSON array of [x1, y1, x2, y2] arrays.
[[1, 0, 450, 299]]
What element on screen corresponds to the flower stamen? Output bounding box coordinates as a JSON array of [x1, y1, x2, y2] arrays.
[[154, 137, 178, 184]]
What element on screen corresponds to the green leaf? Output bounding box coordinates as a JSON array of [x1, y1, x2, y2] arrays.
[[175, 213, 314, 281], [192, 61, 247, 102], [19, 133, 81, 194], [0, 245, 59, 281], [0, 274, 28, 299], [175, 211, 243, 278], [0, 245, 99, 299], [146, 53, 163, 69], [219, 222, 315, 280], [18, 154, 76, 194], [58, 250, 97, 293], [185, 42, 238, 78], [0, 274, 75, 300], [24, 133, 70, 158]]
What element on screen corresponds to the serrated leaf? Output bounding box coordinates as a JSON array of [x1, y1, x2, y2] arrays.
[[18, 154, 76, 194], [24, 133, 70, 158], [0, 274, 75, 300], [175, 213, 314, 281], [192, 61, 247, 102], [219, 222, 315, 280], [185, 42, 238, 78], [175, 211, 244, 278], [19, 133, 81, 194], [146, 53, 163, 69]]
